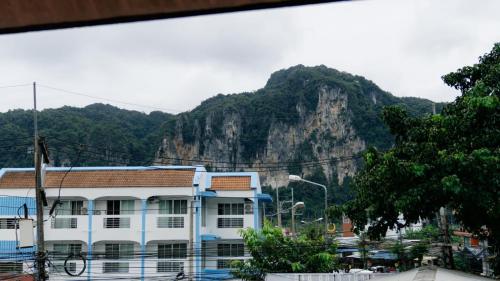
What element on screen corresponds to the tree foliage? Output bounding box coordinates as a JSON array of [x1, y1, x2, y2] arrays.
[[0, 104, 172, 167], [345, 43, 500, 273], [231, 222, 338, 281]]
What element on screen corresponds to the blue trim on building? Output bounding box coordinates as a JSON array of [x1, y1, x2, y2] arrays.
[[87, 200, 94, 281], [201, 234, 220, 241], [199, 191, 217, 198], [253, 189, 259, 229], [0, 241, 35, 261], [195, 184, 201, 281], [202, 269, 233, 280], [141, 199, 147, 281], [0, 196, 36, 216], [192, 165, 206, 187], [256, 193, 273, 203]]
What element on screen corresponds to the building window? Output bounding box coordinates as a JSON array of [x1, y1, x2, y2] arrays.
[[51, 217, 77, 229], [105, 243, 133, 260], [217, 243, 244, 269], [159, 200, 187, 214], [157, 261, 184, 273], [0, 218, 16, 229], [217, 218, 244, 228], [218, 203, 244, 215], [103, 262, 129, 273], [57, 200, 84, 215], [217, 244, 244, 257], [53, 243, 82, 256], [158, 243, 187, 259], [106, 200, 134, 215], [0, 262, 22, 273], [157, 217, 184, 228]]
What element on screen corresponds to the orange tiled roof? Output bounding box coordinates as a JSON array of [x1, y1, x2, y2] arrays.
[[211, 176, 251, 190], [0, 169, 195, 188]]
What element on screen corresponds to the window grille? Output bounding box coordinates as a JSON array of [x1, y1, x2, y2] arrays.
[[0, 218, 16, 229], [103, 217, 130, 228], [157, 261, 184, 273], [217, 218, 243, 228], [157, 217, 184, 228], [0, 262, 22, 273], [103, 262, 129, 273]]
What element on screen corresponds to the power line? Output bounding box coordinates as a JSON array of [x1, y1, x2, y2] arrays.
[[37, 84, 182, 114], [0, 83, 31, 90]]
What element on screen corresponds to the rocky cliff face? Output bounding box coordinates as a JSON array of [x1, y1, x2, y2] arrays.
[[154, 65, 441, 188]]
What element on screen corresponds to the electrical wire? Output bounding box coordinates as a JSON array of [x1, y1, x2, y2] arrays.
[[0, 83, 31, 89], [38, 84, 183, 114], [49, 145, 84, 218]]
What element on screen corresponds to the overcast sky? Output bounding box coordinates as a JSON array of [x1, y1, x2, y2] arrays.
[[0, 0, 499, 114]]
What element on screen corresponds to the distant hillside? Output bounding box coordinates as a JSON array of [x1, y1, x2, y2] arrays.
[[0, 104, 172, 167]]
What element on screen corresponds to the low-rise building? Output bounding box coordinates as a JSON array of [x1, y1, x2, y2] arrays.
[[0, 166, 272, 280]]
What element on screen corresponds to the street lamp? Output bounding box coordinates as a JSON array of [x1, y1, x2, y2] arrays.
[[291, 201, 305, 238], [289, 175, 328, 236], [300, 217, 323, 224]]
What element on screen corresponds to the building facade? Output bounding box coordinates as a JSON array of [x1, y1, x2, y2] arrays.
[[0, 166, 271, 280]]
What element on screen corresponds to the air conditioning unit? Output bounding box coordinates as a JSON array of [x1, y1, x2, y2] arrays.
[[81, 208, 88, 215], [244, 203, 253, 215]]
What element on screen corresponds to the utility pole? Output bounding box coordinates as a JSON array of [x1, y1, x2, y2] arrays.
[[440, 207, 454, 269], [276, 187, 281, 227], [34, 82, 48, 281]]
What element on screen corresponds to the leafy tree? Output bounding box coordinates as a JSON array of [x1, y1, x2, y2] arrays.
[[231, 221, 338, 281], [0, 104, 172, 167], [345, 43, 500, 273]]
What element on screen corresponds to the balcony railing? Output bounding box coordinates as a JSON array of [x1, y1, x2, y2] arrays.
[[103, 217, 131, 228], [102, 262, 129, 273], [157, 261, 184, 273], [157, 216, 184, 228], [217, 217, 243, 228], [51, 217, 78, 229]]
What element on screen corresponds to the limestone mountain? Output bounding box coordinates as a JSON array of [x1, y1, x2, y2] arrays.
[[154, 65, 445, 188]]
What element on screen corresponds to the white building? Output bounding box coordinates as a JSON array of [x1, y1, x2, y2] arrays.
[[0, 166, 272, 280]]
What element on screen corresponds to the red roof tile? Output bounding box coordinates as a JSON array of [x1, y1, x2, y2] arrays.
[[0, 169, 194, 188]]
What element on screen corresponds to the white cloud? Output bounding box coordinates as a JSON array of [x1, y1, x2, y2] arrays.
[[0, 0, 498, 113]]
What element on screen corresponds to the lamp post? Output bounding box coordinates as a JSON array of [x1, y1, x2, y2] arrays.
[[291, 201, 305, 238], [300, 217, 323, 225], [289, 175, 328, 236]]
